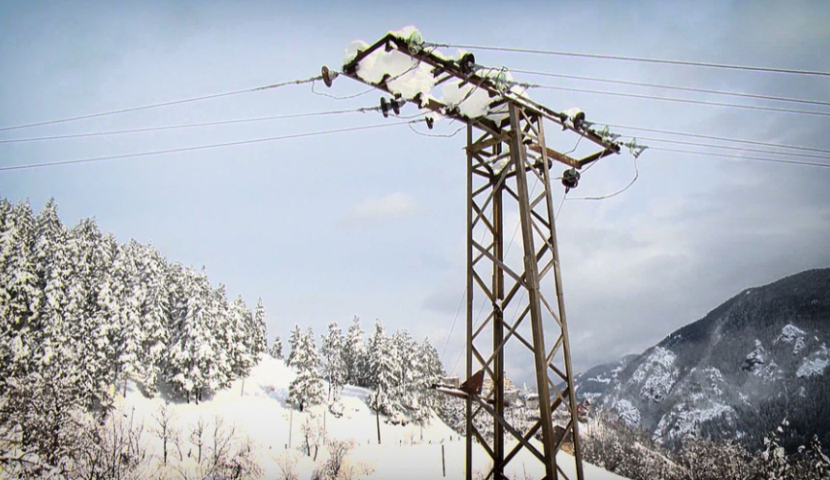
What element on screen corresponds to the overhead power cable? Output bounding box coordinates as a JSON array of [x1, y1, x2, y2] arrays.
[[0, 75, 322, 133], [593, 123, 830, 155], [619, 135, 830, 161], [650, 147, 830, 168], [526, 84, 830, 117], [0, 106, 382, 144], [512, 69, 830, 107], [432, 43, 830, 78], [0, 120, 418, 173]]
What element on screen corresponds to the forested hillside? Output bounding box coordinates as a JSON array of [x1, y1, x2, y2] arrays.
[[0, 197, 268, 411]]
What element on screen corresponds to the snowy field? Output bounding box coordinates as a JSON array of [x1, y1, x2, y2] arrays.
[[118, 356, 627, 479]]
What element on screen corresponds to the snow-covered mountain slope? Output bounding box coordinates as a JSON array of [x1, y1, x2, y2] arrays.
[[574, 268, 830, 450], [119, 356, 629, 479]]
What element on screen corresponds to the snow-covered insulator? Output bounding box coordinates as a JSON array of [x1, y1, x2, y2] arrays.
[[458, 53, 476, 76], [565, 107, 586, 129], [321, 66, 337, 88], [562, 168, 581, 191], [405, 31, 425, 54]]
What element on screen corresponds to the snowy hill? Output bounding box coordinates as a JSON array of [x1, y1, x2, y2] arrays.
[[574, 268, 830, 450], [119, 356, 629, 479]]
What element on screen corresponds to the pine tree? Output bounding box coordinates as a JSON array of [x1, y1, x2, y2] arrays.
[[342, 316, 366, 386], [392, 330, 416, 411], [321, 322, 346, 401], [288, 328, 324, 412], [269, 334, 283, 359], [412, 337, 444, 422], [367, 320, 398, 415], [253, 298, 268, 358], [286, 325, 302, 367], [130, 241, 169, 395]]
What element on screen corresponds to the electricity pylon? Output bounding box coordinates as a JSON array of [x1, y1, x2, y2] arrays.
[[323, 30, 621, 480]]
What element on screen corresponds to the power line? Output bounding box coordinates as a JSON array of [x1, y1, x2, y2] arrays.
[[650, 147, 830, 168], [622, 135, 830, 161], [433, 43, 830, 78], [512, 69, 830, 107], [0, 75, 323, 133], [0, 120, 416, 173], [569, 156, 640, 200], [526, 84, 830, 117], [593, 123, 830, 155], [0, 106, 382, 144]]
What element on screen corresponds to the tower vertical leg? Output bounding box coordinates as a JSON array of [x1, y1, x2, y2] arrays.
[[509, 104, 557, 480], [538, 120, 585, 480], [465, 124, 474, 480], [492, 160, 505, 478]]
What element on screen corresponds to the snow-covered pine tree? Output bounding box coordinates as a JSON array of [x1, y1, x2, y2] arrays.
[[321, 322, 346, 401], [253, 298, 268, 357], [32, 198, 70, 365], [286, 324, 302, 367], [342, 316, 366, 386], [367, 320, 398, 415], [288, 328, 324, 412], [0, 201, 41, 373], [109, 243, 146, 396], [165, 268, 219, 403], [228, 294, 255, 378], [269, 334, 283, 359], [129, 241, 169, 395], [65, 219, 117, 408], [0, 200, 41, 392], [412, 337, 444, 422], [391, 330, 416, 412]]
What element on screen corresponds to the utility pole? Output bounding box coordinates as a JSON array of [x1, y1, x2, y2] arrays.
[[323, 29, 624, 480]]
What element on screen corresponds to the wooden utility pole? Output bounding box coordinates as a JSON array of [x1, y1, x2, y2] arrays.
[[324, 29, 622, 480]]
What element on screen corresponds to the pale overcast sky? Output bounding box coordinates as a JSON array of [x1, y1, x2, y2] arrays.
[[1, 1, 828, 384]]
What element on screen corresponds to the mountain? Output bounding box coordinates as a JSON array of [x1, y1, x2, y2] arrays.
[[575, 268, 830, 450]]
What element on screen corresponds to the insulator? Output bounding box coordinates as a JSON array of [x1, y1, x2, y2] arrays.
[[392, 99, 401, 116], [321, 66, 337, 88], [380, 97, 390, 118], [458, 53, 476, 76], [426, 117, 435, 130], [562, 168, 580, 190]]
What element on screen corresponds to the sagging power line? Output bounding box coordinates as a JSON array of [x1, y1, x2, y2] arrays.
[[0, 75, 323, 133], [432, 43, 830, 77], [0, 106, 384, 144], [526, 84, 830, 117], [0, 120, 419, 172], [513, 69, 830, 107]]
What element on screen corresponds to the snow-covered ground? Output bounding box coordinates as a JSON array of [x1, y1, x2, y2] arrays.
[[117, 356, 628, 479]]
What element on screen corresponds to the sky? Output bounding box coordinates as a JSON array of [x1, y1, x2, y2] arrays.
[[1, 1, 829, 386]]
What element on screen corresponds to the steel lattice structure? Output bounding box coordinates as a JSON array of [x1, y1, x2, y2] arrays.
[[324, 30, 623, 480]]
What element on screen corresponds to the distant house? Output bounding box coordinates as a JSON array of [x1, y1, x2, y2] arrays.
[[525, 393, 539, 410]]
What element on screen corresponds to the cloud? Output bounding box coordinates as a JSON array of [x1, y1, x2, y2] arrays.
[[343, 192, 416, 226]]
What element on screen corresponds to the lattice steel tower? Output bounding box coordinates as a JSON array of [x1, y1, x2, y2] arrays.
[[324, 29, 623, 480]]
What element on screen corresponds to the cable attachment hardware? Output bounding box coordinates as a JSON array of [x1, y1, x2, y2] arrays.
[[380, 97, 404, 118], [562, 168, 581, 192], [623, 138, 648, 159], [425, 116, 435, 130], [321, 66, 338, 88]]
